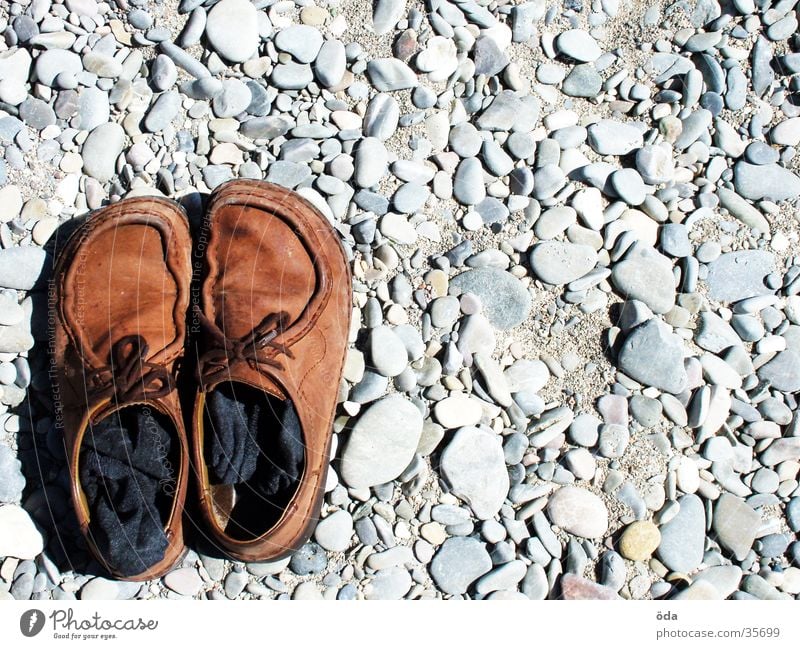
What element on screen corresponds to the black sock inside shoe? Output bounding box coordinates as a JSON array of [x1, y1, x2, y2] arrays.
[[203, 382, 305, 540], [79, 406, 178, 577]]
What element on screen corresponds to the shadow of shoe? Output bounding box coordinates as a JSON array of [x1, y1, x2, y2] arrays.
[[13, 212, 94, 580]]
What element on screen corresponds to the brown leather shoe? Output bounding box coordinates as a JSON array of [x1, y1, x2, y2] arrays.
[[190, 180, 351, 562], [52, 197, 192, 581]]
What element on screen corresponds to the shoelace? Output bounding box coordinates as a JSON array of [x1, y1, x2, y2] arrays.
[[193, 304, 295, 385], [86, 335, 172, 405]]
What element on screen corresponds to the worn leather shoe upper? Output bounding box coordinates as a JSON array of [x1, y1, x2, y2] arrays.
[[190, 180, 351, 562], [52, 197, 191, 580]]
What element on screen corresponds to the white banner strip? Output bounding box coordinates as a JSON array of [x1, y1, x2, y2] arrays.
[[0, 600, 798, 648]]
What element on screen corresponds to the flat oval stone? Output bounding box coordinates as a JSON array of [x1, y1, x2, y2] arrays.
[[364, 94, 400, 141], [315, 39, 346, 87], [0, 505, 44, 559], [367, 58, 418, 91], [733, 161, 800, 202], [546, 486, 609, 538], [430, 537, 492, 595], [588, 119, 644, 155], [657, 494, 705, 573], [450, 268, 531, 330], [556, 29, 602, 62], [205, 0, 259, 63], [530, 241, 598, 285], [354, 137, 388, 188], [434, 394, 483, 429], [144, 90, 180, 132], [704, 250, 776, 303], [368, 325, 407, 377], [340, 395, 423, 488], [619, 521, 661, 561], [270, 62, 313, 90], [313, 510, 354, 552], [0, 246, 49, 290], [274, 25, 323, 63], [453, 157, 486, 205], [82, 122, 126, 182], [34, 49, 82, 86]]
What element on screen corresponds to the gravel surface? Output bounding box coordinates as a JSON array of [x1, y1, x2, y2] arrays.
[[1, 0, 800, 601]]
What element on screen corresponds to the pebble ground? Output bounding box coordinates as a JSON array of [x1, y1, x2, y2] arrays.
[[0, 0, 799, 600]]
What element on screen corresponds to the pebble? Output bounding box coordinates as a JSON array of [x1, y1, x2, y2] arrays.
[[733, 162, 800, 202], [530, 241, 597, 285], [367, 58, 418, 91], [705, 251, 776, 303], [617, 319, 688, 394], [450, 268, 531, 330], [368, 325, 407, 377], [151, 55, 178, 92], [561, 574, 621, 600], [588, 120, 644, 155], [477, 91, 524, 131], [363, 94, 399, 141], [473, 36, 508, 77], [313, 510, 353, 553], [0, 247, 48, 291], [657, 494, 705, 573], [316, 40, 347, 88], [611, 245, 675, 314], [0, 505, 43, 560], [289, 542, 327, 576], [340, 395, 423, 488], [354, 137, 388, 188], [610, 169, 647, 206], [533, 164, 567, 200], [636, 144, 675, 184], [144, 90, 181, 133], [365, 567, 412, 600], [224, 569, 247, 598], [212, 80, 251, 118], [453, 158, 486, 205], [0, 445, 25, 502], [1, 0, 799, 602], [34, 49, 82, 86], [275, 26, 323, 64], [619, 521, 661, 561], [205, 0, 259, 63], [81, 577, 120, 600], [164, 568, 203, 596], [434, 394, 482, 428], [757, 350, 800, 394], [440, 426, 509, 520], [271, 62, 313, 90], [417, 36, 458, 82], [557, 30, 602, 62], [562, 64, 602, 98], [430, 537, 492, 595], [372, 0, 407, 35], [78, 87, 109, 132], [546, 486, 609, 538]]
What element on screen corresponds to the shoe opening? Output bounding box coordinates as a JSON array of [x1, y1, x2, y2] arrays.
[[79, 405, 179, 578], [203, 381, 305, 541]]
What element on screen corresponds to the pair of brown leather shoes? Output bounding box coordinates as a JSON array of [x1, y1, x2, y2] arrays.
[[51, 180, 351, 581]]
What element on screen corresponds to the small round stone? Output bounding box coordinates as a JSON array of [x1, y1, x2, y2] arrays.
[[289, 542, 328, 576], [619, 521, 661, 561]]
